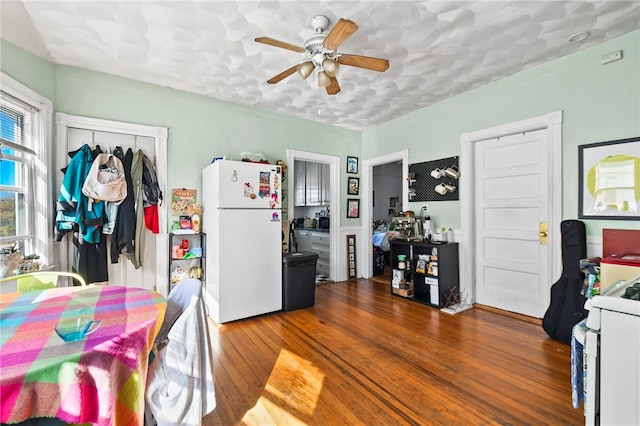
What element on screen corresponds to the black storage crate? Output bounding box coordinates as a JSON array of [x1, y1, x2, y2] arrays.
[[373, 246, 386, 276]]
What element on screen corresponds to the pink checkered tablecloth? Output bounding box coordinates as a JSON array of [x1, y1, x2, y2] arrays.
[[0, 285, 167, 425]]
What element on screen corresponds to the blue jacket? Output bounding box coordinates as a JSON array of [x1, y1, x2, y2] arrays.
[[55, 144, 105, 243]]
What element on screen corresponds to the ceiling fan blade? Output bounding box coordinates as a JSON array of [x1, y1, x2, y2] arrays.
[[267, 65, 298, 84], [338, 54, 390, 72], [322, 18, 358, 51], [326, 76, 341, 95], [255, 36, 305, 53]]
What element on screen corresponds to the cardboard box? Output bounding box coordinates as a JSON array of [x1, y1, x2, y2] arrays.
[[392, 269, 405, 288], [393, 282, 414, 298]]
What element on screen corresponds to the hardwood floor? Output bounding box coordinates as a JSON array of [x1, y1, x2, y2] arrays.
[[203, 277, 583, 425]]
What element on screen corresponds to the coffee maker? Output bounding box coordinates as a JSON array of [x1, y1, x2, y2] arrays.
[[420, 206, 434, 241], [390, 216, 415, 239]]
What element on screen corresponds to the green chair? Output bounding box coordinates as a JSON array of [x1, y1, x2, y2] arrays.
[[0, 271, 87, 292]]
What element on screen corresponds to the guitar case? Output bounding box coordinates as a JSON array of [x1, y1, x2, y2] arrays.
[[542, 220, 588, 344]]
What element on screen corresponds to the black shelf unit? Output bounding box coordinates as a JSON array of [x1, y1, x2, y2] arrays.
[[169, 232, 206, 293], [390, 240, 459, 308]]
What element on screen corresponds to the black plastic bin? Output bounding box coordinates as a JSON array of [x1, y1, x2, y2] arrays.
[[282, 252, 319, 312]]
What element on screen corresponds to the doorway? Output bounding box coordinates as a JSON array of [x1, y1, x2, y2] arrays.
[[362, 150, 410, 278], [460, 111, 563, 318], [286, 149, 340, 281]]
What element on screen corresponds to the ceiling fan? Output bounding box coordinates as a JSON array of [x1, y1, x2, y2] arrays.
[[255, 15, 390, 95]]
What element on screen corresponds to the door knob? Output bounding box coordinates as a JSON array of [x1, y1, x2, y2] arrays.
[[539, 222, 548, 244]]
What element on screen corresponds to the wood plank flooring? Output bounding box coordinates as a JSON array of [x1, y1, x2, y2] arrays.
[[203, 278, 583, 425]]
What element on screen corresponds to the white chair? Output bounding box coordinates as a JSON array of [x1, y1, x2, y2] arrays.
[[145, 279, 216, 426]]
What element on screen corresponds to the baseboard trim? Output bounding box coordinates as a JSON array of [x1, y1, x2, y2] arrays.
[[474, 304, 542, 325]]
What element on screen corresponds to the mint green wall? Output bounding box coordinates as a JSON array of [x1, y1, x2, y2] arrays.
[[54, 65, 360, 202], [1, 39, 361, 222], [3, 30, 639, 236], [363, 30, 640, 236], [0, 40, 57, 102]]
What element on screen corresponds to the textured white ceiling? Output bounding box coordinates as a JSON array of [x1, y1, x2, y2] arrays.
[[2, 1, 639, 130]]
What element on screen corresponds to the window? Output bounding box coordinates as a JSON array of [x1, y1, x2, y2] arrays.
[[0, 72, 52, 265]]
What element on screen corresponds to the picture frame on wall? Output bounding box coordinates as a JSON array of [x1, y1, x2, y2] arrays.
[[346, 234, 357, 278], [347, 156, 358, 174], [578, 136, 640, 220], [347, 177, 359, 195], [347, 199, 360, 218], [389, 197, 396, 207]]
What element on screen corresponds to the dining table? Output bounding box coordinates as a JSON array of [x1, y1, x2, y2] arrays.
[[0, 285, 167, 426]]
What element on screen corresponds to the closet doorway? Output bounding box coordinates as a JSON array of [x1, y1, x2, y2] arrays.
[[55, 113, 168, 293]]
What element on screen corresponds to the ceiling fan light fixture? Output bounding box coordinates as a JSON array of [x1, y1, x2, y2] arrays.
[[256, 15, 389, 94], [317, 71, 331, 87], [322, 58, 340, 77], [297, 61, 314, 80]]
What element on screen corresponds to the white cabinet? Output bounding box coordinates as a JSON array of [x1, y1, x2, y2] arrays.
[[295, 230, 330, 277], [294, 160, 329, 207], [310, 231, 330, 277], [294, 229, 311, 253], [294, 160, 306, 207], [305, 162, 321, 206]]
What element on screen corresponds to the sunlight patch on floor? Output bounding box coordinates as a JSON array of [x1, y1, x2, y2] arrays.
[[242, 348, 325, 425]]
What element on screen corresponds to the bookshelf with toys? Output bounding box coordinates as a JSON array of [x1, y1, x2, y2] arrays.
[[168, 188, 205, 293]]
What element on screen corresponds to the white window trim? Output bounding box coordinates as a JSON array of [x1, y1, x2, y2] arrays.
[[1, 72, 53, 265]]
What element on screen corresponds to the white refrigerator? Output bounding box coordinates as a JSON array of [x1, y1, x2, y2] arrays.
[[202, 160, 283, 323]]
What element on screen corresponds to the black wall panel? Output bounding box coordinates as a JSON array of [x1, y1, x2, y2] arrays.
[[408, 156, 459, 202]]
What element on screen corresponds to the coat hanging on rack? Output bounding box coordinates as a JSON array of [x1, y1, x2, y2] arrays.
[[54, 144, 105, 244], [110, 147, 145, 269], [55, 144, 109, 283], [142, 154, 162, 234]]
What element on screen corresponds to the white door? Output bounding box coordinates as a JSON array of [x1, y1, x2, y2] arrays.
[[474, 129, 551, 317], [64, 128, 158, 289]]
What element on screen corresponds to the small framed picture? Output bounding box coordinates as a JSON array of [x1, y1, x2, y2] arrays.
[[347, 199, 360, 218], [389, 197, 396, 207], [347, 177, 359, 195], [347, 156, 358, 174], [346, 234, 357, 279]]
